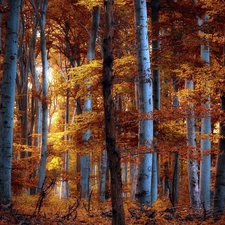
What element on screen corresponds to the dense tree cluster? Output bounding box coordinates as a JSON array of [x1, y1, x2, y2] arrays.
[[1, 0, 225, 224]]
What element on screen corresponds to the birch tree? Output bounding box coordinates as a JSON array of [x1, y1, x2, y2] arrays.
[[0, 0, 21, 204], [134, 0, 153, 205], [199, 16, 211, 211], [185, 79, 200, 209]]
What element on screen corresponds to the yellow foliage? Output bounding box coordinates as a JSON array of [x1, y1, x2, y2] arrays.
[[47, 156, 62, 171]]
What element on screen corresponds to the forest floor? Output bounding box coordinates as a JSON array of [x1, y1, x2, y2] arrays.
[[0, 193, 225, 224]]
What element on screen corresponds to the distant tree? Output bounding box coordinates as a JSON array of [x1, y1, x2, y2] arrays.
[[30, 0, 49, 190], [0, 0, 21, 204], [80, 5, 100, 199]]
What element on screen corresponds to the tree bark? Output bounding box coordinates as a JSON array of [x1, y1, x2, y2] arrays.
[[151, 0, 160, 205], [17, 14, 29, 152], [213, 44, 225, 213], [38, 0, 49, 190], [0, 0, 3, 53], [99, 150, 108, 201], [80, 6, 101, 198], [185, 79, 200, 209], [30, 0, 49, 190], [199, 17, 211, 211], [102, 0, 125, 224], [134, 0, 153, 206], [87, 6, 100, 62], [0, 0, 21, 204]]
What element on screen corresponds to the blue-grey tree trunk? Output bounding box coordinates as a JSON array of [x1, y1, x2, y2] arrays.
[[151, 0, 160, 204], [185, 79, 200, 209], [99, 150, 107, 201], [0, 0, 21, 204], [87, 6, 100, 62], [199, 17, 211, 211], [134, 0, 153, 206]]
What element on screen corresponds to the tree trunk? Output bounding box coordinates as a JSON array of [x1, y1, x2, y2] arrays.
[[0, 0, 21, 204], [213, 44, 225, 213], [80, 6, 101, 198], [185, 79, 200, 209], [171, 152, 179, 205], [17, 15, 29, 152], [29, 19, 41, 194], [30, 0, 49, 190], [134, 0, 153, 206], [99, 150, 108, 201], [0, 0, 2, 53], [199, 17, 211, 211], [151, 0, 160, 205], [170, 77, 179, 204], [38, 0, 49, 190], [59, 64, 70, 198], [214, 94, 225, 212], [87, 6, 100, 62], [102, 0, 125, 224], [59, 150, 69, 198], [80, 153, 90, 198]]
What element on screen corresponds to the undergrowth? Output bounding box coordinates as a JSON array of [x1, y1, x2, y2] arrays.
[[0, 189, 224, 224]]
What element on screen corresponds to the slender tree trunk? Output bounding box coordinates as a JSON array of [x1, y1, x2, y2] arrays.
[[29, 19, 41, 194], [0, 0, 21, 204], [87, 6, 100, 62], [58, 22, 73, 198], [38, 0, 49, 190], [199, 17, 211, 210], [214, 94, 225, 213], [60, 150, 69, 198], [17, 15, 29, 153], [30, 0, 49, 190], [185, 79, 200, 209], [171, 151, 179, 204], [151, 0, 160, 204], [80, 6, 101, 198], [213, 44, 225, 213], [99, 150, 108, 201], [60, 68, 70, 198], [134, 0, 153, 206], [170, 77, 179, 204], [102, 0, 125, 224]]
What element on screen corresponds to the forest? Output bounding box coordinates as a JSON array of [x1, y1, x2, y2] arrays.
[[0, 0, 225, 224]]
